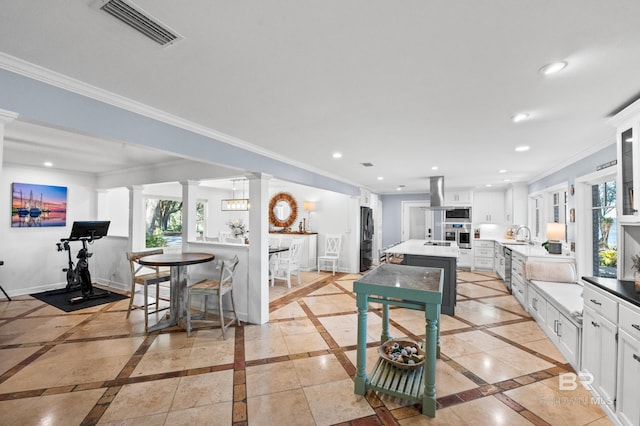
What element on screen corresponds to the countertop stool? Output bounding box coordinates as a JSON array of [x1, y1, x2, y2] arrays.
[[0, 261, 10, 301]]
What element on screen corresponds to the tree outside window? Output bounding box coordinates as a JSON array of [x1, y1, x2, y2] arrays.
[[196, 200, 206, 240], [592, 181, 617, 278], [146, 198, 183, 248]]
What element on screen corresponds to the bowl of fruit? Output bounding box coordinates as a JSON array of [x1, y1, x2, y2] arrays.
[[378, 339, 425, 370]]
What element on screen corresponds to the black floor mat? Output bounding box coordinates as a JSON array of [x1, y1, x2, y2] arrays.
[[29, 287, 128, 312]]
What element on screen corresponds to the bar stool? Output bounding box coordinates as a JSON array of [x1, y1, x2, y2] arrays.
[[0, 261, 10, 301]]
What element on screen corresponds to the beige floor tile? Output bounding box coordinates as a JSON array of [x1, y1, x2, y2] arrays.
[[243, 322, 282, 341], [0, 388, 105, 426], [100, 377, 180, 422], [398, 407, 471, 425], [165, 402, 233, 425], [247, 388, 315, 426], [270, 301, 307, 319], [146, 331, 194, 352], [0, 314, 90, 345], [334, 278, 355, 292], [99, 413, 167, 426], [303, 378, 375, 425], [318, 313, 356, 330], [439, 314, 471, 331], [246, 360, 301, 397], [279, 318, 317, 336], [486, 346, 554, 375], [454, 351, 529, 383], [435, 359, 478, 396], [308, 283, 344, 295], [458, 271, 499, 282], [440, 334, 487, 358], [450, 329, 512, 352], [244, 335, 289, 361], [457, 283, 506, 298], [0, 346, 40, 375], [505, 380, 607, 425], [186, 337, 235, 368], [521, 338, 568, 363], [284, 331, 330, 354], [454, 300, 522, 325], [0, 298, 44, 317], [170, 370, 233, 410], [293, 354, 350, 386], [474, 279, 510, 293], [447, 395, 534, 425], [131, 348, 192, 376], [489, 320, 548, 344], [344, 346, 381, 375], [302, 294, 356, 316]]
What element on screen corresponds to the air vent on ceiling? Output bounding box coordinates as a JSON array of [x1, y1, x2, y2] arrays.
[[99, 0, 182, 46], [361, 162, 374, 167]]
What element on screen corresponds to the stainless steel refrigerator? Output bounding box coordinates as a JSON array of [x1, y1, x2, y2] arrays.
[[360, 206, 374, 272]]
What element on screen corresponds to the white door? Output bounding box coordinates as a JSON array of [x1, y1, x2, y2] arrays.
[[401, 201, 434, 241]]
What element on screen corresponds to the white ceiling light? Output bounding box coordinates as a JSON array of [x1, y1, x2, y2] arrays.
[[377, 176, 384, 180], [332, 152, 342, 159], [43, 161, 53, 167], [431, 166, 438, 170], [512, 113, 529, 123], [539, 61, 567, 76], [485, 184, 493, 187], [498, 169, 507, 173], [515, 146, 530, 152]]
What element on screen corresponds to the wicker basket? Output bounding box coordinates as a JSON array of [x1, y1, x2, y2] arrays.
[[378, 339, 425, 370]]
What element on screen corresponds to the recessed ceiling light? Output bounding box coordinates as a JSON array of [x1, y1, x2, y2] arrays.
[[377, 176, 384, 180], [515, 146, 530, 152], [332, 152, 342, 159], [512, 113, 529, 123], [485, 184, 493, 187], [396, 185, 405, 191], [43, 161, 53, 167], [431, 166, 438, 170], [539, 61, 567, 76], [503, 178, 511, 182], [498, 169, 507, 174]]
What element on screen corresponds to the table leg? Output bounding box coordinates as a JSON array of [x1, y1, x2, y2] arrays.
[[380, 297, 391, 343], [146, 265, 183, 332], [354, 292, 368, 395], [422, 303, 440, 417]]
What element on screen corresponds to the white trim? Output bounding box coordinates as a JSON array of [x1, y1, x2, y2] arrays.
[[0, 52, 364, 190]]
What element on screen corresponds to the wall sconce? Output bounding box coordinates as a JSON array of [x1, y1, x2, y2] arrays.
[[221, 179, 249, 211], [546, 222, 566, 254], [303, 201, 316, 232]]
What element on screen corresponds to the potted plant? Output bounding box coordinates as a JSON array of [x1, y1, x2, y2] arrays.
[[631, 253, 640, 287]]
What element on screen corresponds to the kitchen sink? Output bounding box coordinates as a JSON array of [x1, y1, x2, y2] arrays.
[[503, 241, 529, 245]]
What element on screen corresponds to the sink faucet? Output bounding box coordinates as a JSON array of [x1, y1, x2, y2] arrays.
[[515, 225, 533, 244]]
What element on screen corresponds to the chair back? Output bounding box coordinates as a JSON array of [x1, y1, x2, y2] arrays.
[[127, 248, 165, 278], [288, 238, 304, 265], [324, 234, 342, 256], [218, 255, 240, 287], [268, 235, 282, 248]]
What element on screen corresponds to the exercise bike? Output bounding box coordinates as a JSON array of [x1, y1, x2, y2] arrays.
[[55, 221, 111, 304]]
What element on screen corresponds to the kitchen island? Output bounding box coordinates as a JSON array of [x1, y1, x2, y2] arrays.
[[385, 240, 458, 315]]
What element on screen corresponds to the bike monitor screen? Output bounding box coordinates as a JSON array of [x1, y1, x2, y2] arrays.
[[69, 221, 111, 240]]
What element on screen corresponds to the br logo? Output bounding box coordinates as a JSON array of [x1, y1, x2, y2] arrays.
[[559, 372, 594, 391]]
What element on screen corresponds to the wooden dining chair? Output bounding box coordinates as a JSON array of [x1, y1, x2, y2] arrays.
[[126, 249, 171, 332], [186, 254, 240, 339]]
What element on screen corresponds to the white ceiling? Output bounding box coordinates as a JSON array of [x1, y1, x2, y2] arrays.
[[1, 1, 640, 193]]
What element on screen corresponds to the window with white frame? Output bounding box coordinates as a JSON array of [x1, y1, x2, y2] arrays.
[[591, 180, 617, 278]]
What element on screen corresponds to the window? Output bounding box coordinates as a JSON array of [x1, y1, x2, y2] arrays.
[[591, 180, 617, 278], [533, 197, 542, 239], [196, 200, 207, 239], [145, 198, 183, 248]]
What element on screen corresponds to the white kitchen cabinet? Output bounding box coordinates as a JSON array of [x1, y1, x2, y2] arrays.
[[473, 190, 505, 224], [546, 304, 581, 369], [473, 240, 494, 270], [583, 305, 618, 411], [610, 99, 640, 223], [458, 249, 472, 269], [528, 286, 547, 326], [616, 304, 640, 426], [494, 244, 505, 279], [504, 183, 528, 225], [511, 273, 527, 306], [445, 190, 473, 206]]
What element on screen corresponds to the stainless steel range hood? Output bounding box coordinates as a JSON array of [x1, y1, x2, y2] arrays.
[[429, 176, 445, 208]]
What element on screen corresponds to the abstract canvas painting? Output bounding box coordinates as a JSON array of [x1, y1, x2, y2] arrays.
[[11, 182, 67, 227]]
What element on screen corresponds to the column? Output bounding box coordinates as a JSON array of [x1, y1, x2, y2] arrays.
[[246, 173, 270, 324], [128, 185, 145, 252], [0, 109, 19, 175], [181, 180, 199, 248]]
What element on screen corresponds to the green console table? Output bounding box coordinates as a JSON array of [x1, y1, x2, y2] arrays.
[[353, 263, 443, 417]]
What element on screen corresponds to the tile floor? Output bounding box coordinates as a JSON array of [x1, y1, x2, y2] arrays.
[[0, 269, 613, 425]]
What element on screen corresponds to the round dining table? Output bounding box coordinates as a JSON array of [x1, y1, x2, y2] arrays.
[[138, 252, 214, 332]]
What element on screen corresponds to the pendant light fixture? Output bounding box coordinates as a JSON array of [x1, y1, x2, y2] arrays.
[[221, 179, 249, 211]]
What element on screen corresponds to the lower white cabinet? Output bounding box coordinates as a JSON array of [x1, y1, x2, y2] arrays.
[[458, 249, 472, 268], [511, 274, 526, 306], [616, 305, 640, 426], [583, 305, 618, 411], [473, 240, 494, 270], [527, 286, 547, 326]]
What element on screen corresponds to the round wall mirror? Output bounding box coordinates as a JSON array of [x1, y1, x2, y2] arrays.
[[269, 192, 298, 228]]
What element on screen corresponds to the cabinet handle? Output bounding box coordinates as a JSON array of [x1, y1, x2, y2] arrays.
[[591, 321, 600, 328], [556, 321, 562, 337], [632, 324, 640, 332], [518, 289, 523, 294], [589, 299, 602, 306], [532, 298, 537, 310], [634, 354, 640, 363]]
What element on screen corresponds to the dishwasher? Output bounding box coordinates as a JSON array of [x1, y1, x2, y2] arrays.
[[503, 247, 512, 292]]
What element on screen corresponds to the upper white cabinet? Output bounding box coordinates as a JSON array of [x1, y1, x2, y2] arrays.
[[610, 98, 640, 223], [473, 190, 505, 224], [445, 190, 473, 206], [504, 183, 528, 225]]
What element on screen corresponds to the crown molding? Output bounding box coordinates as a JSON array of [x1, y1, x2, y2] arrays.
[[0, 108, 18, 125], [526, 138, 615, 184], [0, 52, 361, 189]]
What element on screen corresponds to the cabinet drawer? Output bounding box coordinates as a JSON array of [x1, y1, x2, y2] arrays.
[[474, 257, 494, 269], [475, 248, 493, 257], [583, 286, 618, 324], [512, 279, 526, 305], [528, 287, 547, 322], [475, 241, 494, 249], [619, 304, 640, 339]]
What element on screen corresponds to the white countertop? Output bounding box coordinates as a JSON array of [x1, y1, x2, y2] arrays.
[[476, 238, 574, 260], [385, 240, 460, 258]]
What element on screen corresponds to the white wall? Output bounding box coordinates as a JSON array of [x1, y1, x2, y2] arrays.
[[1, 164, 98, 295]]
